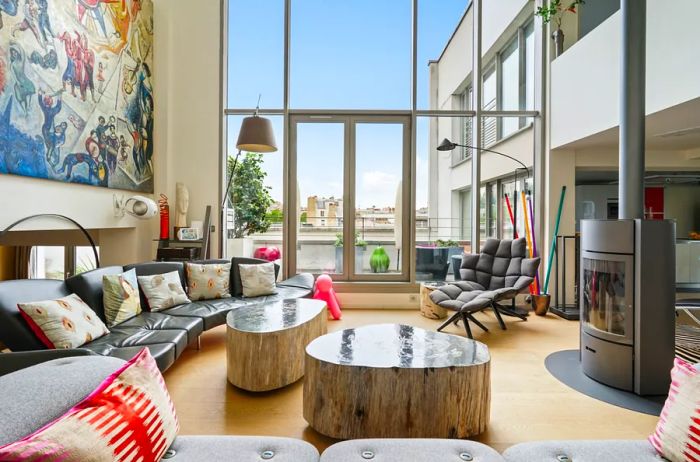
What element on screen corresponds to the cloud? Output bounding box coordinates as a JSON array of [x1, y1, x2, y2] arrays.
[[362, 170, 398, 190]]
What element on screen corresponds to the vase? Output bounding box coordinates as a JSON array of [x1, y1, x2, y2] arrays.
[[227, 237, 254, 258], [369, 247, 390, 273], [552, 28, 564, 58], [531, 294, 551, 316]]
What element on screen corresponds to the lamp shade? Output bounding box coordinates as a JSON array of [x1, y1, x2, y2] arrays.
[[236, 116, 278, 153], [437, 138, 458, 151]]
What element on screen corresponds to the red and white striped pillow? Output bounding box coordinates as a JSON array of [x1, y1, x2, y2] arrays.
[[0, 348, 179, 462], [649, 357, 700, 462]]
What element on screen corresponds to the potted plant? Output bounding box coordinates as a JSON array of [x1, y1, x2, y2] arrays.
[[335, 232, 367, 274], [535, 0, 584, 58], [226, 153, 273, 258], [435, 239, 464, 276], [369, 246, 390, 273]]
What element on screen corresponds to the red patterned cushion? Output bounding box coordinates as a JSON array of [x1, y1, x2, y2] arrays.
[[0, 349, 179, 461], [649, 358, 700, 462]]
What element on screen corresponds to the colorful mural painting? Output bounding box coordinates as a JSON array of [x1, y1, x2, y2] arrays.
[[0, 0, 153, 192]]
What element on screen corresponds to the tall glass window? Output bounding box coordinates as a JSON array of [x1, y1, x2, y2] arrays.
[[500, 38, 520, 137], [482, 66, 497, 147], [225, 1, 539, 282], [524, 21, 535, 111]]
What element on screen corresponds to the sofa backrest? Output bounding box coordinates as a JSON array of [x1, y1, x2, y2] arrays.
[[0, 280, 70, 351], [460, 238, 540, 291], [0, 355, 125, 446], [123, 262, 187, 308], [65, 266, 125, 322], [229, 257, 281, 296]]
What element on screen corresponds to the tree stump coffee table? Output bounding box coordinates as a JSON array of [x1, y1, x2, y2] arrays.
[[420, 282, 448, 319], [226, 298, 327, 392], [303, 323, 491, 439]]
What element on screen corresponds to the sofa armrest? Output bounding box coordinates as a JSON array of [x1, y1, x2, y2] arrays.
[[277, 273, 315, 292], [0, 349, 96, 377]]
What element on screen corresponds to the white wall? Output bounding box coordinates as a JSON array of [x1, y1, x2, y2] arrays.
[[482, 0, 531, 55], [153, 0, 222, 257], [551, 0, 700, 149]]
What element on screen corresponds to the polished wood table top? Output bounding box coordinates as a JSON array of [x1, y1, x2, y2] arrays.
[[306, 323, 490, 369], [226, 298, 326, 334]]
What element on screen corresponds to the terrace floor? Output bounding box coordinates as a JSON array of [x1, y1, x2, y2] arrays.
[[164, 307, 658, 453]]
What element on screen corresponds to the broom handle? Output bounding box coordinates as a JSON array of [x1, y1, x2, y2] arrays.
[[544, 186, 567, 294], [505, 194, 517, 238], [528, 196, 541, 295]]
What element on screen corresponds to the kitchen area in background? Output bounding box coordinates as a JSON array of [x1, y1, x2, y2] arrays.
[[575, 170, 700, 291]]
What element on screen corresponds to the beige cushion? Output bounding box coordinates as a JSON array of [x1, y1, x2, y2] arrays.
[[238, 262, 277, 297], [18, 294, 109, 349], [137, 271, 190, 311], [186, 262, 231, 301], [102, 269, 142, 326]]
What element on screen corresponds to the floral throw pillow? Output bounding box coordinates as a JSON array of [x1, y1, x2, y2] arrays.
[[102, 269, 142, 327], [137, 271, 190, 311], [0, 348, 179, 462], [238, 262, 277, 297], [18, 294, 109, 349], [186, 262, 231, 301], [649, 358, 700, 462]]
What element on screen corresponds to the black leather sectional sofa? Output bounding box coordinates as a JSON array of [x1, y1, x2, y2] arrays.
[[0, 258, 315, 372]]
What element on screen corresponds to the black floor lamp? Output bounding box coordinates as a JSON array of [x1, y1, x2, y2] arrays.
[[437, 137, 531, 238], [221, 105, 278, 247], [437, 138, 530, 177], [0, 214, 100, 268]]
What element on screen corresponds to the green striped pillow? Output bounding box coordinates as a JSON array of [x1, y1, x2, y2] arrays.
[[102, 269, 142, 327]]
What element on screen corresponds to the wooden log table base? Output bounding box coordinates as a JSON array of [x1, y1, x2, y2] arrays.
[[226, 298, 327, 392], [420, 283, 448, 319], [304, 323, 491, 439]]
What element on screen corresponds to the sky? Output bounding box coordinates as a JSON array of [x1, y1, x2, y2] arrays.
[[227, 0, 469, 208]]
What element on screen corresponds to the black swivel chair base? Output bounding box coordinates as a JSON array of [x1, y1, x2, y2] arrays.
[[437, 310, 489, 339], [492, 299, 529, 322], [437, 300, 529, 339]]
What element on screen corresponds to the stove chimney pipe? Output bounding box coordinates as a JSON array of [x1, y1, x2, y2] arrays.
[[618, 0, 646, 220]]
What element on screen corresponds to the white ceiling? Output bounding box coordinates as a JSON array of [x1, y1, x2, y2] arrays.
[[556, 97, 700, 151]]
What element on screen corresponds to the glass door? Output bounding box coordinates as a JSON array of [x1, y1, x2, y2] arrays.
[[289, 115, 410, 281], [290, 118, 347, 277], [350, 119, 410, 281], [581, 251, 634, 345]]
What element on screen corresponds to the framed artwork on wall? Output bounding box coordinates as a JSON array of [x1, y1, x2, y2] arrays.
[[0, 0, 154, 193]]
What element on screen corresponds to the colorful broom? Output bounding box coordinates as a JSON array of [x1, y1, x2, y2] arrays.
[[528, 196, 541, 295], [520, 191, 535, 294], [543, 186, 567, 294], [504, 193, 518, 238]]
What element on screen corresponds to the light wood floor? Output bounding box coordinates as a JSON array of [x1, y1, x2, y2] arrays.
[[164, 308, 658, 453]]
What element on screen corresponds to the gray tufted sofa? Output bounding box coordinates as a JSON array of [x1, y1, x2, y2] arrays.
[[0, 355, 664, 461], [429, 238, 540, 338]]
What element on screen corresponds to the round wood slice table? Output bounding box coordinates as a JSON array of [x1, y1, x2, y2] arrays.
[[303, 323, 491, 439], [420, 283, 448, 319], [226, 298, 327, 392]]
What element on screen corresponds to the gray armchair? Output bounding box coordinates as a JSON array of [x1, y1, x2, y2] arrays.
[[429, 238, 540, 338]]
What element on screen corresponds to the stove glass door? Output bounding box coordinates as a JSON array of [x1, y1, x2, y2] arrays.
[[581, 252, 633, 344]]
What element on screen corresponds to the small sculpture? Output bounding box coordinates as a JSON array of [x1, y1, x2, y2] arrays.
[[158, 194, 170, 240], [370, 246, 390, 273], [175, 182, 189, 228], [313, 274, 342, 320]]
